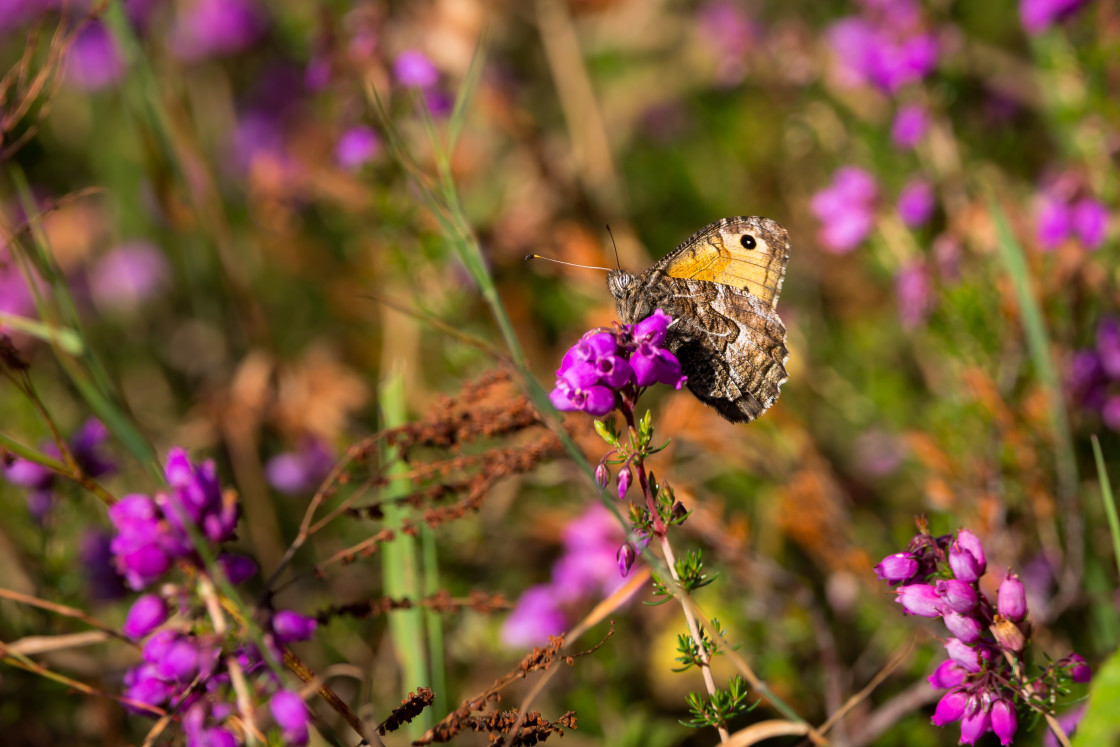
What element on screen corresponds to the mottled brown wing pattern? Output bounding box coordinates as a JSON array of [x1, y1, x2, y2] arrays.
[[654, 277, 788, 423]]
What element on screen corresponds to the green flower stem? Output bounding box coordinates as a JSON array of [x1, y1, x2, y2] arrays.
[[659, 532, 729, 743]]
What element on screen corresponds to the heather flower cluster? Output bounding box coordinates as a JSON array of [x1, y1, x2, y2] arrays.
[[827, 0, 938, 94], [1069, 317, 1120, 429], [810, 167, 879, 254], [1035, 186, 1110, 252], [877, 527, 1089, 745], [502, 504, 639, 647], [549, 309, 687, 418], [110, 449, 316, 746], [1, 418, 116, 524]]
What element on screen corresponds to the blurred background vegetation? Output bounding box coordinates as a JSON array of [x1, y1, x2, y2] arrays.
[[0, 0, 1116, 744]]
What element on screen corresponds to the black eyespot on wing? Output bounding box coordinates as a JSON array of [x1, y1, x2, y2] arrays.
[[740, 234, 757, 249]]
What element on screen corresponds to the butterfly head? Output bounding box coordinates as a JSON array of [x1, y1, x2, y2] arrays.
[[607, 269, 643, 324]]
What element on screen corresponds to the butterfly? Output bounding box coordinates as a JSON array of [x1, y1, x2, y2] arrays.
[[607, 216, 790, 423]]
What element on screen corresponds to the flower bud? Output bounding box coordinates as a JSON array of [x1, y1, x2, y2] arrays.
[[122, 594, 168, 640], [931, 688, 968, 726], [617, 467, 632, 500], [945, 638, 984, 673], [991, 699, 1017, 746], [895, 584, 942, 617], [996, 571, 1027, 622], [616, 543, 636, 577], [959, 707, 991, 745], [927, 660, 967, 689], [875, 552, 919, 583], [936, 578, 978, 614], [943, 610, 983, 643], [991, 615, 1026, 654], [671, 501, 688, 522], [949, 529, 986, 582], [272, 610, 318, 643], [594, 463, 609, 490], [1062, 653, 1091, 683]]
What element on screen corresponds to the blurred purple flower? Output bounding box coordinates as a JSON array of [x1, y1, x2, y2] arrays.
[[897, 178, 935, 228], [270, 690, 310, 746], [3, 418, 115, 524], [1096, 317, 1120, 377], [393, 50, 439, 89], [1068, 349, 1107, 409], [1036, 189, 1109, 251], [828, 3, 938, 93], [0, 0, 57, 34], [1021, 0, 1095, 35], [66, 21, 126, 90], [335, 126, 382, 171], [265, 437, 334, 495], [552, 504, 629, 602], [1043, 705, 1085, 747], [697, 0, 758, 84], [895, 261, 932, 330], [891, 104, 928, 149], [272, 610, 317, 644], [424, 90, 454, 118], [810, 167, 878, 253], [501, 584, 566, 647], [1072, 197, 1109, 249], [81, 529, 128, 601], [123, 594, 169, 639], [852, 429, 906, 476], [171, 0, 265, 62], [217, 553, 258, 585], [1102, 396, 1120, 431], [89, 241, 170, 313]]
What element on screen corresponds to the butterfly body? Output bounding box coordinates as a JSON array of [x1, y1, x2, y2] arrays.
[[608, 216, 790, 423]]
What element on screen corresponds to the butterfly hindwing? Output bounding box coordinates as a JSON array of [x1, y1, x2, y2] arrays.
[[654, 216, 790, 310], [655, 277, 788, 423]]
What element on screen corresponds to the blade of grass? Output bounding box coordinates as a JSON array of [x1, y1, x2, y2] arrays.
[[1091, 435, 1120, 580], [8, 166, 159, 473], [0, 312, 82, 355], [988, 198, 1078, 500], [379, 369, 431, 737]]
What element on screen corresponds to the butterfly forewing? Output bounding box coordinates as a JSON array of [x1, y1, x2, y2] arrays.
[[655, 216, 789, 310]]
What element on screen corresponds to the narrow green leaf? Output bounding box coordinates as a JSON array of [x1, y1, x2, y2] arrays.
[[0, 313, 83, 355], [1091, 435, 1120, 581], [1072, 649, 1120, 745], [989, 198, 1078, 502]]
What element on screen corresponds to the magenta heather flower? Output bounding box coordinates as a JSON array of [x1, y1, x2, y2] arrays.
[[827, 2, 938, 93], [895, 261, 933, 331], [171, 0, 265, 61], [617, 543, 637, 576], [931, 687, 968, 726], [123, 594, 169, 640], [335, 126, 382, 171], [1036, 189, 1109, 251], [501, 584, 566, 647], [810, 167, 878, 253], [891, 104, 928, 149], [89, 241, 170, 313], [549, 310, 687, 417], [272, 610, 318, 644], [265, 437, 334, 495], [949, 529, 987, 583], [897, 178, 935, 228], [393, 50, 440, 88], [617, 466, 632, 500], [1021, 0, 1095, 34], [217, 553, 258, 585], [874, 552, 918, 583], [880, 526, 1086, 745], [991, 699, 1017, 745], [895, 583, 942, 617], [66, 21, 126, 90], [997, 571, 1027, 621], [270, 690, 310, 746]]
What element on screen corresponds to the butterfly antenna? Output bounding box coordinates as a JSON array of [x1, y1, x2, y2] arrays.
[[605, 225, 622, 270], [524, 254, 612, 272]]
